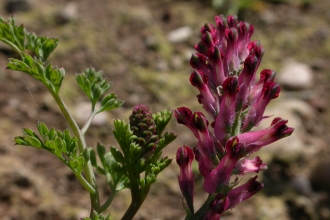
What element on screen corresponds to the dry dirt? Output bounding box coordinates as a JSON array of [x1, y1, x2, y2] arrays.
[[0, 0, 330, 219]]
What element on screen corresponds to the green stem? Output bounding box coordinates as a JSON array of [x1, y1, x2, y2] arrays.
[[75, 172, 96, 194], [81, 111, 96, 135], [50, 90, 100, 216], [61, 158, 96, 194], [99, 189, 117, 213], [121, 156, 149, 220], [0, 37, 22, 55], [121, 186, 150, 220], [232, 110, 242, 137], [187, 194, 217, 220]]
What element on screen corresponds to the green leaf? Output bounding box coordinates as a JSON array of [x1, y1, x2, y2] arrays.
[[28, 136, 43, 148], [97, 93, 124, 114], [48, 128, 57, 140], [69, 157, 78, 169], [76, 67, 116, 110], [37, 121, 49, 138], [113, 120, 134, 154], [0, 17, 26, 52], [157, 132, 176, 152], [89, 149, 97, 167], [109, 147, 125, 165], [153, 108, 173, 136], [22, 127, 36, 137], [54, 137, 64, 157], [14, 136, 29, 146]]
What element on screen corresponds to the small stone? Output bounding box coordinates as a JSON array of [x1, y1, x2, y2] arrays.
[[4, 0, 31, 13], [145, 35, 159, 51], [291, 175, 312, 196], [55, 3, 77, 25], [277, 62, 314, 90], [167, 26, 193, 44]]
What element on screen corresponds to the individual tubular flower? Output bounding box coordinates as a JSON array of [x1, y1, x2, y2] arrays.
[[214, 76, 239, 146], [129, 104, 158, 159], [238, 117, 294, 154], [226, 176, 263, 209], [190, 70, 219, 117], [204, 137, 244, 194], [242, 81, 281, 132], [175, 14, 294, 219], [176, 146, 195, 214], [175, 108, 217, 160]]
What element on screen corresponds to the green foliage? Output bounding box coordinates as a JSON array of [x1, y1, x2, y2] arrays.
[[90, 143, 127, 191], [76, 67, 124, 112], [14, 122, 88, 174], [26, 33, 58, 61], [0, 17, 26, 52], [111, 110, 176, 191], [0, 17, 58, 62], [153, 108, 173, 136], [1, 15, 176, 219], [7, 52, 65, 93]]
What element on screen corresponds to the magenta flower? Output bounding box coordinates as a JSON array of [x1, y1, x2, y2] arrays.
[[238, 117, 294, 154], [176, 146, 195, 214], [175, 14, 294, 219], [204, 137, 244, 194], [204, 176, 263, 218]]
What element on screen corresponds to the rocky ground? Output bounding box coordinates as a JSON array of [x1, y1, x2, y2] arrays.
[[0, 0, 330, 219]]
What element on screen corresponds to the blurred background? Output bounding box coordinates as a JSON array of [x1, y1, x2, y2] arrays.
[[0, 0, 329, 219]]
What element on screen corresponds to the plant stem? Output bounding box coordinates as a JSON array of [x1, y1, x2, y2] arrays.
[[121, 156, 150, 220], [50, 90, 100, 216], [99, 189, 117, 213], [81, 111, 96, 135], [187, 194, 217, 220], [0, 37, 22, 55], [61, 158, 96, 194], [121, 186, 150, 220]]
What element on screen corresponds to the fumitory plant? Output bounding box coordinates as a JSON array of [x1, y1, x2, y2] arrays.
[[0, 17, 176, 220], [175, 15, 294, 219]]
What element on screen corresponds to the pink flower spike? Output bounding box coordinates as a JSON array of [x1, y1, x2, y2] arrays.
[[227, 176, 264, 209], [204, 137, 243, 194], [235, 156, 267, 174], [176, 146, 195, 213], [238, 117, 294, 154]]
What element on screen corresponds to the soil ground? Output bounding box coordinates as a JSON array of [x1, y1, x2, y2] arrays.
[[0, 0, 330, 219]]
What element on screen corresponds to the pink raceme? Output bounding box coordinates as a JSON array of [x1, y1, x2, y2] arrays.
[[175, 14, 294, 219]]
